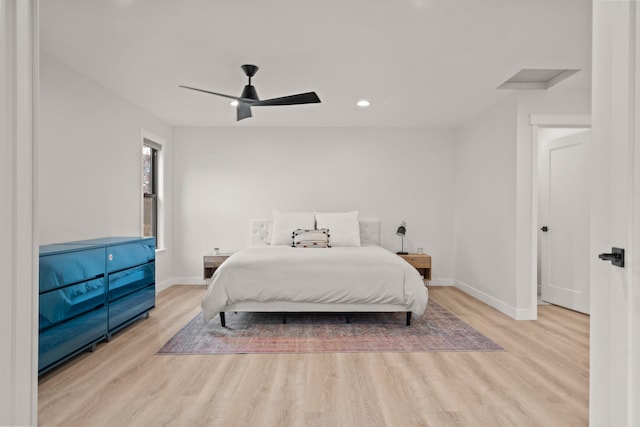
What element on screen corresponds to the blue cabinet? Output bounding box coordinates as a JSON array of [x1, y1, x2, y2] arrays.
[[38, 243, 108, 374], [73, 237, 156, 337], [39, 237, 155, 375]]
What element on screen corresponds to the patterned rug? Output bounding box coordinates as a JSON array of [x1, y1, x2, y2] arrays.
[[157, 301, 503, 354]]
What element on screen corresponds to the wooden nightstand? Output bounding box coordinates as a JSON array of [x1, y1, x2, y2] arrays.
[[398, 253, 432, 282], [203, 253, 232, 280]]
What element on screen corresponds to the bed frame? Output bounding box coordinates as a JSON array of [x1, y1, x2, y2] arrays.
[[217, 219, 413, 327]]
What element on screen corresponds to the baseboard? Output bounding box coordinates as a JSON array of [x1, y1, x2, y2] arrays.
[[427, 278, 455, 286], [453, 279, 536, 320], [514, 306, 537, 320], [156, 276, 205, 293]]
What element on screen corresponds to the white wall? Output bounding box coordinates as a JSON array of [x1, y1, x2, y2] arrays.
[[454, 95, 519, 312], [173, 127, 456, 282], [454, 87, 590, 319], [37, 51, 591, 324], [515, 88, 591, 315], [38, 52, 175, 284]]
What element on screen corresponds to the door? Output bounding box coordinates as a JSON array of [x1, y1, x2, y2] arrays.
[[591, 1, 640, 425], [539, 131, 590, 313]]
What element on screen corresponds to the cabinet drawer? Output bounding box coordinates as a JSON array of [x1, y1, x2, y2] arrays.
[[108, 263, 155, 302], [39, 278, 106, 331], [39, 248, 105, 292], [39, 306, 107, 373], [109, 285, 155, 332], [106, 240, 155, 273]]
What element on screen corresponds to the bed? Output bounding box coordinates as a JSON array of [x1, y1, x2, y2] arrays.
[[201, 216, 428, 327]]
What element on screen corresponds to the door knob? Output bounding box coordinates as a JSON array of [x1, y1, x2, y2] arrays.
[[540, 226, 549, 232], [598, 247, 625, 267]]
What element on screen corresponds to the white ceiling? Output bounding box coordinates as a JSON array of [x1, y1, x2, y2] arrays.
[[39, 0, 592, 128]]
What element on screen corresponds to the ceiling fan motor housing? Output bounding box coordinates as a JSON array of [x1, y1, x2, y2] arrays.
[[241, 84, 259, 100]]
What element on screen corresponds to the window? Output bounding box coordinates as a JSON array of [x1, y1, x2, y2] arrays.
[[142, 141, 158, 245]]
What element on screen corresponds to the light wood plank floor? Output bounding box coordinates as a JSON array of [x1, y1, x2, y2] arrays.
[[38, 286, 589, 427]]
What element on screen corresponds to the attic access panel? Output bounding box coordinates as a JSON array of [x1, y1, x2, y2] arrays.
[[498, 69, 579, 90]]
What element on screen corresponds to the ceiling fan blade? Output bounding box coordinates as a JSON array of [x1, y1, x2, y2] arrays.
[[253, 92, 321, 106], [237, 102, 252, 121], [179, 85, 243, 102]]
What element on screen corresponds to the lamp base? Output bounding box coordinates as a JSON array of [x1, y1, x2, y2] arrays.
[[396, 251, 409, 255]]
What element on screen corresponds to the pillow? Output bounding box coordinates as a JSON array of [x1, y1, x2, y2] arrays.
[[271, 210, 315, 246], [315, 211, 361, 247], [292, 229, 330, 248]]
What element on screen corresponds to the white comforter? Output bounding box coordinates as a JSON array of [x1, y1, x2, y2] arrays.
[[201, 245, 428, 322]]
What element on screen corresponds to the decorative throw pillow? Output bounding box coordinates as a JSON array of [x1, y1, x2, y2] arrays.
[[315, 211, 361, 247], [271, 210, 315, 246], [292, 229, 330, 248]]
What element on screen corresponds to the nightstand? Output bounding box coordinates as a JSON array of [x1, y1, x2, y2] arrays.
[[398, 253, 432, 282], [203, 253, 232, 280]]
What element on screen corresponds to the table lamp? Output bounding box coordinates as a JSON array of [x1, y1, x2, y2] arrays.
[[396, 221, 408, 254]]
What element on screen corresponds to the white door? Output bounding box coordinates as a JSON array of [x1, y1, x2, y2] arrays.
[[539, 131, 590, 313], [591, 1, 640, 425]]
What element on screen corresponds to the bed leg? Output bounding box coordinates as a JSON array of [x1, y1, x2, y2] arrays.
[[282, 315, 286, 324], [406, 312, 412, 326], [220, 312, 226, 327]]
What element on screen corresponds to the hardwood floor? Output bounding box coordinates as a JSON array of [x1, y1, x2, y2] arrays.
[[38, 286, 589, 427]]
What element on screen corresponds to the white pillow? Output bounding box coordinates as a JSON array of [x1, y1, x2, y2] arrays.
[[271, 210, 315, 246], [315, 211, 361, 247]]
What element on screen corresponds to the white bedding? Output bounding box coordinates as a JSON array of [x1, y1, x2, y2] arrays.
[[201, 245, 428, 322]]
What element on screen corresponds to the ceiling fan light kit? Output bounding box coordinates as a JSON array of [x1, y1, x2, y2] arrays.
[[180, 64, 321, 121]]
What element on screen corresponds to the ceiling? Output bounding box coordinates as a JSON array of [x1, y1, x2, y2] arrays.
[[39, 0, 592, 128]]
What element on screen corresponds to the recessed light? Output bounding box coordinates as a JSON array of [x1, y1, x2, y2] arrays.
[[357, 100, 370, 107], [230, 100, 239, 107]]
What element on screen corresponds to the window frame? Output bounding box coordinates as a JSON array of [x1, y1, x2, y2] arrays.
[[141, 133, 163, 250]]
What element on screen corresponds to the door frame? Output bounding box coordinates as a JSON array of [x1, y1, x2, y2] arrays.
[[529, 114, 591, 319], [0, 0, 39, 425]]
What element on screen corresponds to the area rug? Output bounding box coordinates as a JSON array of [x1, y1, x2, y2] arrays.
[[157, 301, 503, 355]]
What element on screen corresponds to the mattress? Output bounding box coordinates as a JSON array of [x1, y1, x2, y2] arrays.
[[201, 245, 428, 322]]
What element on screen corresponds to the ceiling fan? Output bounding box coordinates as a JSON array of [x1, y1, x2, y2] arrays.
[[180, 64, 321, 121]]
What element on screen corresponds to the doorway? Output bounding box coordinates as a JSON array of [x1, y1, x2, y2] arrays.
[[529, 114, 591, 319], [537, 128, 591, 313]]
